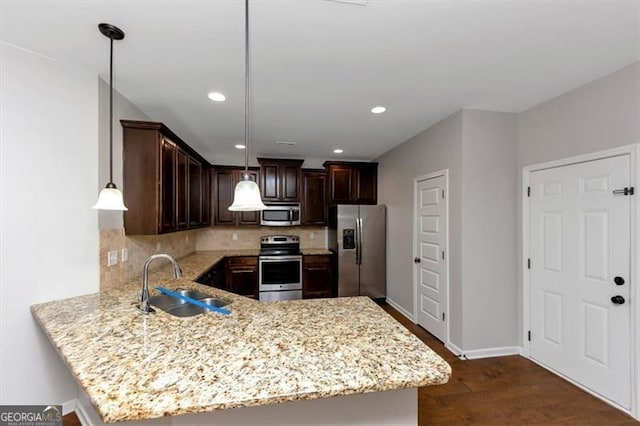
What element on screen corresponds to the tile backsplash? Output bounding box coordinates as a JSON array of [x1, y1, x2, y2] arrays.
[[100, 229, 197, 292], [196, 226, 327, 251], [100, 226, 327, 291]]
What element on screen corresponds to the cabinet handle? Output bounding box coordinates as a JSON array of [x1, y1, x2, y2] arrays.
[[231, 269, 256, 273], [306, 267, 327, 271]]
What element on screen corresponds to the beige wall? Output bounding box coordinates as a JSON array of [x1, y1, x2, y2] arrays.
[[377, 109, 518, 351], [378, 62, 639, 352], [516, 62, 640, 344], [461, 110, 518, 350], [99, 229, 198, 291], [376, 111, 464, 347], [98, 79, 150, 230], [1, 42, 99, 406], [517, 63, 639, 168], [196, 226, 327, 251]]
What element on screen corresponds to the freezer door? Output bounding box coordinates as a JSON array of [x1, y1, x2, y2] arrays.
[[337, 205, 359, 297], [358, 205, 386, 298]]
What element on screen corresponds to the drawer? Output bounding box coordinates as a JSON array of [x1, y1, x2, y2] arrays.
[[303, 255, 331, 265], [227, 256, 258, 267]]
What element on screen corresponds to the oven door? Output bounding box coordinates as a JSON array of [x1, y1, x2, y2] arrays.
[[259, 255, 302, 291]]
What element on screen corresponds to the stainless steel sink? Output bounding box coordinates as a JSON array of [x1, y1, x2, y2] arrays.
[[148, 289, 231, 317]]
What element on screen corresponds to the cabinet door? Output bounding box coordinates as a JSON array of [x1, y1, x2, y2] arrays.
[[282, 164, 301, 201], [159, 138, 177, 233], [226, 257, 258, 298], [214, 169, 236, 225], [302, 171, 327, 225], [355, 163, 377, 204], [303, 255, 332, 299], [176, 149, 189, 229], [236, 170, 261, 225], [261, 162, 279, 200], [201, 168, 211, 226], [328, 165, 354, 204], [188, 157, 202, 227]]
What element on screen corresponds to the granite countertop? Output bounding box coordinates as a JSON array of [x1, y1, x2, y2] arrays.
[[31, 251, 451, 423]]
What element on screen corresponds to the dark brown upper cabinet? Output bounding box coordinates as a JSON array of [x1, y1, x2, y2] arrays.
[[121, 120, 211, 235], [323, 161, 378, 205], [212, 166, 261, 226], [301, 169, 327, 225], [257, 158, 304, 202]]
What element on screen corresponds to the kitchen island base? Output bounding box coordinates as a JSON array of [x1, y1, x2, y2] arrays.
[[77, 387, 417, 425]]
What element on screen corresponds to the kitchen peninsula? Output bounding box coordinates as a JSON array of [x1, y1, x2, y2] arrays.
[[31, 251, 451, 425]]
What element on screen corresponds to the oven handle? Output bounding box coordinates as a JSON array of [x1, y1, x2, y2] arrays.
[[259, 255, 303, 261]]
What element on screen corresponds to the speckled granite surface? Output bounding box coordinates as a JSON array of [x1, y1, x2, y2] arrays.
[[31, 251, 451, 423]]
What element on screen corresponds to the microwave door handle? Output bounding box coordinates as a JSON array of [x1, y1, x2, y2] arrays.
[[289, 208, 293, 225]]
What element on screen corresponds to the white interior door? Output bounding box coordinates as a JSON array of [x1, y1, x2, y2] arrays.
[[415, 174, 448, 342], [529, 155, 631, 409]]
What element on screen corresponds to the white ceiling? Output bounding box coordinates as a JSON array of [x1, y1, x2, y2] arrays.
[[2, 0, 638, 165]]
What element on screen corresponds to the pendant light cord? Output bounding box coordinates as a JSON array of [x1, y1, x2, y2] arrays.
[[109, 34, 114, 185], [244, 0, 250, 179]]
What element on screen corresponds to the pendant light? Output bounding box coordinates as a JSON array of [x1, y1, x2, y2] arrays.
[[93, 23, 128, 211], [228, 0, 267, 211]]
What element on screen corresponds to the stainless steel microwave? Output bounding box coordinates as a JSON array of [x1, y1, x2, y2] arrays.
[[261, 203, 301, 226]]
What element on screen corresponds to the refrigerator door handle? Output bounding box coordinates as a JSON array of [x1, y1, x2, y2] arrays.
[[356, 217, 363, 265]]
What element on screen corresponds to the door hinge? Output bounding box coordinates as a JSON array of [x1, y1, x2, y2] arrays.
[[442, 312, 445, 321], [442, 189, 445, 199], [442, 251, 445, 260], [527, 258, 531, 269], [613, 187, 635, 196], [527, 186, 531, 197], [528, 330, 531, 342]]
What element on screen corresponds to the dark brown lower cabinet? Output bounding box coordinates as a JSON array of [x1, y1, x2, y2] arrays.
[[226, 257, 258, 299], [302, 255, 333, 299]]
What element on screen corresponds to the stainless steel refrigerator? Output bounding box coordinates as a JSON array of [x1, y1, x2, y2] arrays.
[[328, 205, 386, 299]]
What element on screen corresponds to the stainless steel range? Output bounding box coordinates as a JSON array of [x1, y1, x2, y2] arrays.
[[258, 235, 302, 301]]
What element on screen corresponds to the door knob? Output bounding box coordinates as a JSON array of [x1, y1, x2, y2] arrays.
[[414, 257, 421, 264], [611, 295, 625, 305], [614, 276, 625, 286]]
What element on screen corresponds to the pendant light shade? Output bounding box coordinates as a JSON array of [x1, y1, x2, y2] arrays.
[[228, 0, 267, 212], [93, 23, 128, 211], [228, 178, 266, 211], [93, 183, 128, 210]]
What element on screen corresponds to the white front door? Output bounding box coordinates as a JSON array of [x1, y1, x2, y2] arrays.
[[529, 155, 632, 409], [415, 174, 448, 342]]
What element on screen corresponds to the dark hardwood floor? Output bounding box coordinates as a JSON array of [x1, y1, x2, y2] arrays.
[[63, 304, 638, 425], [382, 304, 638, 425]]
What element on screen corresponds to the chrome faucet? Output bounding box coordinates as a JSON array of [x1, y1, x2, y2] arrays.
[[138, 253, 183, 314]]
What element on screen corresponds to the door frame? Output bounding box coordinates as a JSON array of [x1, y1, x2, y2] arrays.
[[522, 144, 640, 418], [413, 169, 450, 347]]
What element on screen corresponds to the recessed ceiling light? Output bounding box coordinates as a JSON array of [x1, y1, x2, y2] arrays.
[[333, 149, 344, 154], [235, 144, 246, 149], [371, 106, 386, 114], [208, 92, 226, 102]]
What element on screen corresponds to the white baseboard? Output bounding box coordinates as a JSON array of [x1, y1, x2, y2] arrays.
[[62, 399, 77, 415], [74, 400, 92, 426], [385, 298, 415, 322], [62, 398, 91, 425], [454, 345, 522, 360], [445, 341, 465, 358]]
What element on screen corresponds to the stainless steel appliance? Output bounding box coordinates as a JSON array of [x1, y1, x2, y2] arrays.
[[258, 235, 302, 301], [260, 203, 301, 226], [328, 205, 386, 299]]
